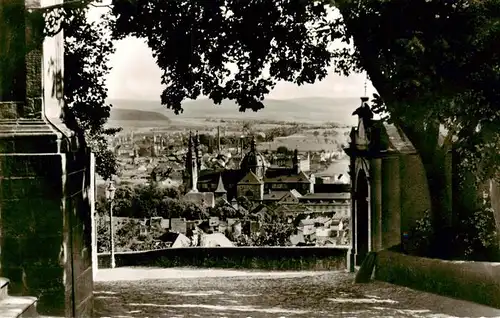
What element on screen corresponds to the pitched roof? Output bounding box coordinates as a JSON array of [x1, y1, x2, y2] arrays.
[[264, 170, 310, 183], [265, 167, 295, 178], [273, 204, 314, 214], [262, 189, 303, 203], [263, 191, 290, 201], [238, 171, 263, 184], [200, 233, 234, 247], [289, 189, 303, 198], [198, 169, 244, 184], [299, 192, 350, 201], [157, 232, 180, 243], [383, 123, 417, 153], [215, 174, 227, 193]]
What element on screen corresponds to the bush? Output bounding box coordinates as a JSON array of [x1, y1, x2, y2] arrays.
[[403, 210, 433, 257], [251, 222, 295, 246], [404, 205, 499, 261], [97, 220, 109, 253], [454, 203, 499, 261]]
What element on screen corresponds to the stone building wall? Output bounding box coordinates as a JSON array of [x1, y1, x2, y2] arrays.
[[237, 183, 263, 200], [0, 154, 67, 313], [381, 156, 401, 249], [66, 151, 94, 316], [399, 154, 431, 236], [0, 151, 93, 316], [0, 0, 94, 316]]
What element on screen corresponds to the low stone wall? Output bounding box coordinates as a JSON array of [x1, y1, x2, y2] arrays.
[[375, 250, 500, 309], [98, 247, 348, 271]]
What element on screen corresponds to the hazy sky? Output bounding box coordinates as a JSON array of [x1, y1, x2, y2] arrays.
[[90, 5, 377, 101]]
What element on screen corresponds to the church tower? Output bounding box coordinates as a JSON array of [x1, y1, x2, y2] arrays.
[[132, 146, 138, 164], [151, 134, 157, 157], [240, 136, 267, 179], [194, 130, 202, 170], [214, 173, 227, 201], [185, 132, 199, 192], [292, 148, 301, 174]]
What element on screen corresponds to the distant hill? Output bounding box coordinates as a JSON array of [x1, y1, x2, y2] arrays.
[[108, 96, 361, 126], [109, 108, 171, 122]]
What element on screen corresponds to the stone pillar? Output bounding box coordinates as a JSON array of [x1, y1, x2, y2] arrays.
[[0, 0, 26, 104], [0, 0, 93, 316], [382, 156, 401, 249], [370, 158, 382, 252], [354, 167, 370, 267], [90, 153, 98, 280], [346, 144, 356, 272]]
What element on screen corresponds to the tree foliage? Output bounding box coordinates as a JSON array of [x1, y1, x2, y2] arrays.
[[335, 0, 500, 183], [236, 196, 254, 211], [150, 163, 173, 182], [98, 183, 210, 220], [44, 4, 119, 180], [334, 0, 500, 258], [251, 222, 295, 246], [210, 200, 244, 220], [110, 0, 335, 113], [44, 0, 500, 257], [455, 202, 499, 261], [96, 216, 168, 252], [96, 215, 111, 253]]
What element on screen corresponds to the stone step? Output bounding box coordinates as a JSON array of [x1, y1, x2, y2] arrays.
[[0, 296, 38, 318], [0, 277, 9, 301], [0, 278, 39, 318]]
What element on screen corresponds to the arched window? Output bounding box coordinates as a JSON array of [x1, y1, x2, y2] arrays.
[[245, 190, 254, 198]]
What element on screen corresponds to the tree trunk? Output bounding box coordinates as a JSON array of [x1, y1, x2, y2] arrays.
[[398, 121, 455, 258], [422, 146, 455, 258], [488, 179, 500, 249]]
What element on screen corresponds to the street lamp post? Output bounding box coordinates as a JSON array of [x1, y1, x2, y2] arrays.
[[105, 181, 117, 268]]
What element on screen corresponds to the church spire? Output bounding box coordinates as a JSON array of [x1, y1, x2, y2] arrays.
[[215, 173, 227, 192], [364, 72, 368, 97], [186, 131, 193, 171], [214, 173, 227, 200], [194, 130, 202, 170], [250, 135, 257, 152], [292, 148, 300, 174], [185, 131, 198, 192]]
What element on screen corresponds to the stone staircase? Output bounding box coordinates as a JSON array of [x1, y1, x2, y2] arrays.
[[0, 278, 38, 318]]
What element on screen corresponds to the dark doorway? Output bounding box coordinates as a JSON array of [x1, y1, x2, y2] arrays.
[[355, 170, 369, 266]]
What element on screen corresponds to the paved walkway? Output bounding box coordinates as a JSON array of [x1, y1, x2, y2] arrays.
[[94, 267, 500, 318]]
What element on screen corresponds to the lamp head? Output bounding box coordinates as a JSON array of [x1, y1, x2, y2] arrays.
[[106, 181, 116, 201]]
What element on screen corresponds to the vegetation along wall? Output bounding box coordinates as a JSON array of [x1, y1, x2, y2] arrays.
[[98, 247, 348, 271]]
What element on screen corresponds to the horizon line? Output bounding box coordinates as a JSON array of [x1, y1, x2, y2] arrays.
[[106, 96, 366, 102]]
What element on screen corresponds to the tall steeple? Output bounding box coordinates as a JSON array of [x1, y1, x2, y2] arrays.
[[132, 146, 138, 164], [214, 173, 227, 200], [185, 131, 193, 171], [186, 131, 198, 192], [250, 135, 257, 152], [194, 130, 202, 170], [151, 134, 157, 157], [217, 126, 221, 153], [292, 148, 300, 174]]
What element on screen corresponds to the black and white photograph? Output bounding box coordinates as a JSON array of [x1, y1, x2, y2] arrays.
[[0, 0, 499, 317]]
